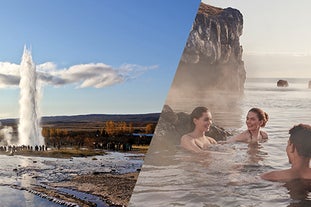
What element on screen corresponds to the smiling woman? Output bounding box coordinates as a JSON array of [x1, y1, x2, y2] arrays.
[[227, 107, 269, 143], [180, 106, 217, 153]]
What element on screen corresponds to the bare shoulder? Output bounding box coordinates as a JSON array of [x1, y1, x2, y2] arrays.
[[227, 131, 249, 143], [260, 171, 279, 181], [261, 130, 268, 139], [181, 134, 191, 141], [180, 134, 202, 153], [261, 169, 292, 182], [180, 134, 192, 145]]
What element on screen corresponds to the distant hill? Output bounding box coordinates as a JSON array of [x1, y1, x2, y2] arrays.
[[0, 113, 161, 125]]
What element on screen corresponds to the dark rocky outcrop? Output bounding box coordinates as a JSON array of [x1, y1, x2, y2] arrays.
[[277, 79, 289, 87], [171, 2, 246, 92]]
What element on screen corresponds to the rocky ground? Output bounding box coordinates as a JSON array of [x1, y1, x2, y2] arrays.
[[13, 171, 139, 207], [1, 147, 147, 207], [50, 172, 139, 206]]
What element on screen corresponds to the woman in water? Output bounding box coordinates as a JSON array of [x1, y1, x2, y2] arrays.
[[227, 107, 269, 143], [180, 106, 217, 153]]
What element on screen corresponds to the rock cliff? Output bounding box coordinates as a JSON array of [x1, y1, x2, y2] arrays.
[[172, 2, 246, 92]]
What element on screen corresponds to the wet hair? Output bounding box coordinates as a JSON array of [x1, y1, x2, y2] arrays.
[[289, 124, 311, 158], [248, 108, 269, 127], [189, 106, 209, 131]]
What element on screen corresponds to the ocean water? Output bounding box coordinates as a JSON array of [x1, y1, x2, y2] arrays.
[[129, 78, 311, 207]]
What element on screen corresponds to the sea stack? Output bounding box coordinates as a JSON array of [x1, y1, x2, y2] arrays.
[[277, 79, 289, 87], [172, 2, 246, 92]]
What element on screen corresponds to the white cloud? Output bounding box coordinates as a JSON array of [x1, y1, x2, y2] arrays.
[[0, 62, 21, 88], [0, 61, 158, 89]]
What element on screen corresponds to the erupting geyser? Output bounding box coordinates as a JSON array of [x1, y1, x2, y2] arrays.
[[18, 47, 44, 146]]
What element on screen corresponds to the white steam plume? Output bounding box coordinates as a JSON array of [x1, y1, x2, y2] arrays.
[[18, 47, 44, 146], [0, 125, 14, 146]]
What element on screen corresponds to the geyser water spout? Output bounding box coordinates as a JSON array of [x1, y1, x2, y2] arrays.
[[18, 47, 44, 146]]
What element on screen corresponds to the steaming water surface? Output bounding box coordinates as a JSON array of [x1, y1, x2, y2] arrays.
[[130, 78, 311, 207]]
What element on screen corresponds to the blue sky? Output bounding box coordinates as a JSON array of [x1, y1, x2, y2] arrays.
[[0, 0, 201, 119], [204, 0, 311, 78]]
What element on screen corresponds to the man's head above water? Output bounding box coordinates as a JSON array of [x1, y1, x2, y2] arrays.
[[261, 123, 311, 182]]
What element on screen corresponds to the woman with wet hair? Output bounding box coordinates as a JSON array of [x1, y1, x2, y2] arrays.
[[227, 108, 269, 143], [180, 106, 217, 153]]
